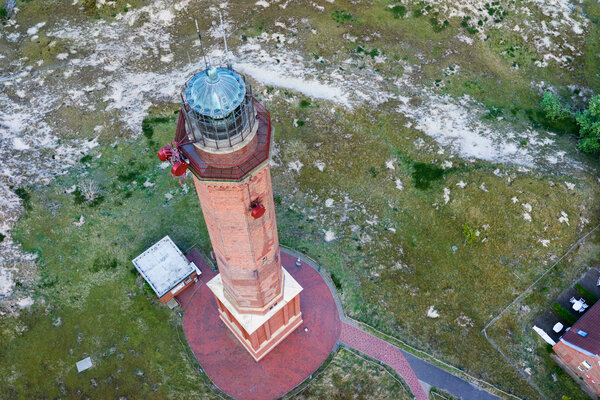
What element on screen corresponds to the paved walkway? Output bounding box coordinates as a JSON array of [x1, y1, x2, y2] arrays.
[[400, 349, 500, 400], [284, 246, 502, 400], [340, 322, 429, 400]]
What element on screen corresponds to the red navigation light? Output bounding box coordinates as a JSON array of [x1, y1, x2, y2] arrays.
[[171, 161, 188, 177], [250, 203, 266, 219], [158, 146, 173, 162]]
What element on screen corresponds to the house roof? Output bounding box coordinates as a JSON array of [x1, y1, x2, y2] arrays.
[[562, 300, 600, 356], [132, 236, 195, 298]]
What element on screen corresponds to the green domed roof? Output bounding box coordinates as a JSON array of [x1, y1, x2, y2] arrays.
[[185, 67, 246, 117]]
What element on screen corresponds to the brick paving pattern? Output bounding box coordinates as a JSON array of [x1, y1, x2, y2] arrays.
[[179, 250, 340, 400], [340, 322, 429, 400]]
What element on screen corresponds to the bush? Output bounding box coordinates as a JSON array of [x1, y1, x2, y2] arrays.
[[552, 302, 576, 325], [575, 94, 600, 154], [412, 163, 445, 189], [387, 5, 406, 19], [463, 223, 478, 244], [330, 273, 342, 292], [541, 91, 571, 121], [540, 91, 600, 154], [574, 283, 598, 304], [91, 256, 119, 272], [331, 10, 354, 24], [0, 7, 7, 19]]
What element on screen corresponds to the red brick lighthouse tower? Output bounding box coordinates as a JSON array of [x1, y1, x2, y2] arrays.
[[160, 64, 303, 361]]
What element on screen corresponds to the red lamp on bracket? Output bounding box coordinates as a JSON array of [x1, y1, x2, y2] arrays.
[[158, 145, 173, 162], [157, 143, 189, 178], [171, 161, 188, 177], [250, 202, 266, 219]]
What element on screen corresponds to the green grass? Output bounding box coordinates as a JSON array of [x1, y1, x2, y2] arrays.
[[574, 283, 598, 305], [291, 347, 412, 400], [4, 0, 600, 398], [0, 119, 220, 399], [552, 302, 577, 325], [267, 96, 599, 399]]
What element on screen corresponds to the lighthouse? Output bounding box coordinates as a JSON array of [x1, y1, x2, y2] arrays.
[[160, 64, 303, 361]]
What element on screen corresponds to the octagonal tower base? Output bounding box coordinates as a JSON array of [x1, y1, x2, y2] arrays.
[[207, 267, 303, 362]]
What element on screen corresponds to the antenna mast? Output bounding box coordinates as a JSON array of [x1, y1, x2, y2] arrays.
[[195, 18, 209, 71], [219, 11, 232, 70]]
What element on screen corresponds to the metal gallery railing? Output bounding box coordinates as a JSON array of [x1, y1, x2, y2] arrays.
[[175, 97, 272, 181]]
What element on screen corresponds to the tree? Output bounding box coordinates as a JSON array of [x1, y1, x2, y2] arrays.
[[575, 94, 600, 154]]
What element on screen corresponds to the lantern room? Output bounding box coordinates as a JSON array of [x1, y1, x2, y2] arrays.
[[181, 66, 256, 150]]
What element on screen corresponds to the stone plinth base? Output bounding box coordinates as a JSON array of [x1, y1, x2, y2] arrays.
[[207, 267, 303, 362]]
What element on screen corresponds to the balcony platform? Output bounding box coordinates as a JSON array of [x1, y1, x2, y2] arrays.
[[176, 98, 272, 182]]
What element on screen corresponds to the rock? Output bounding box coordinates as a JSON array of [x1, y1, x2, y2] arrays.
[[426, 306, 440, 318]]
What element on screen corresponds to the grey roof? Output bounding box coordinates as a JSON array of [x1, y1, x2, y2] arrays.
[[184, 67, 246, 117], [132, 236, 194, 298]]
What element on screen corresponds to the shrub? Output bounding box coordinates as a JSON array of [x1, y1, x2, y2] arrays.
[[541, 91, 570, 121], [575, 94, 600, 154], [331, 10, 354, 24], [14, 187, 31, 210], [463, 223, 478, 244], [142, 118, 154, 139], [412, 163, 445, 189], [91, 256, 119, 272], [552, 302, 576, 325], [0, 7, 7, 19], [387, 5, 406, 19], [574, 283, 598, 304], [330, 273, 342, 292]]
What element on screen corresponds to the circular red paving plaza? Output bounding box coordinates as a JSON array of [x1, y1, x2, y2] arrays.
[[180, 250, 341, 400]]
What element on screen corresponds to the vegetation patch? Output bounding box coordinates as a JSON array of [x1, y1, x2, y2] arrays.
[[540, 91, 600, 153], [574, 283, 598, 304], [387, 4, 407, 19], [411, 162, 446, 189], [292, 348, 412, 399], [552, 302, 577, 325], [331, 10, 355, 24]]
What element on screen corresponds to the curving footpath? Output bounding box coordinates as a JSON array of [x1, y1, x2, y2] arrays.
[[340, 322, 428, 399], [283, 246, 502, 400]]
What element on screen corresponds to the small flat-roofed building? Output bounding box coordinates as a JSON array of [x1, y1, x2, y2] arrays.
[[553, 301, 600, 395], [132, 236, 200, 304]]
